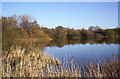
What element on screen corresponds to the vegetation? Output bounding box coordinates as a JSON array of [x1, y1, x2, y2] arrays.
[[2, 15, 120, 50], [2, 46, 61, 77], [2, 15, 50, 50], [1, 15, 120, 77], [2, 46, 119, 77]]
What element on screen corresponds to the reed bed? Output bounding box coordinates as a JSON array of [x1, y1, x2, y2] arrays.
[[2, 46, 119, 77]]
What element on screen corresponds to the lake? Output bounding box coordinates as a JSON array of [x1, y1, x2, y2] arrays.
[[3, 36, 119, 65], [43, 38, 119, 65]]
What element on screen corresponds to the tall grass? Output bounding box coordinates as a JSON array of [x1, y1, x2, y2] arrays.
[[2, 46, 119, 77]]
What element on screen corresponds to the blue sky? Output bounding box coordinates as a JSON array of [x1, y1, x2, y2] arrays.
[[2, 2, 118, 29], [2, 0, 120, 2]]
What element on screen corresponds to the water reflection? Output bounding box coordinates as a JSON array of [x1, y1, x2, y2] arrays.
[[44, 37, 119, 65], [3, 35, 119, 51], [2, 37, 119, 77], [47, 37, 119, 48]]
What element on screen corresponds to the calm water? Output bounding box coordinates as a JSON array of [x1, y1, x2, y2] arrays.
[[43, 43, 118, 65]]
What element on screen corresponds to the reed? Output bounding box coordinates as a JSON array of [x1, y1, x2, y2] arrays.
[[2, 46, 119, 77]]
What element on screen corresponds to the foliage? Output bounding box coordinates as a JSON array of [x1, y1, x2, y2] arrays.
[[2, 15, 120, 50], [54, 26, 67, 40], [67, 29, 81, 39], [80, 29, 94, 39], [2, 15, 50, 50], [105, 29, 115, 38], [2, 15, 120, 77], [88, 26, 101, 31]]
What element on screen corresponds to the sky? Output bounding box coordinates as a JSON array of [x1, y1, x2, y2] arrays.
[[2, 2, 118, 29], [1, 0, 120, 2]]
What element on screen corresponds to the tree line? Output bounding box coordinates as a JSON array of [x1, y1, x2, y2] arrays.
[[42, 23, 119, 42], [1, 15, 120, 49]]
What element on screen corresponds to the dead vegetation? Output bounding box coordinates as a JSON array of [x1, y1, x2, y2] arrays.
[[2, 46, 119, 77]]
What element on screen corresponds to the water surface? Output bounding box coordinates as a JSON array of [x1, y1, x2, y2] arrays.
[[43, 40, 118, 65]]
